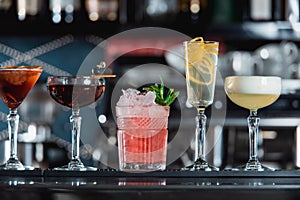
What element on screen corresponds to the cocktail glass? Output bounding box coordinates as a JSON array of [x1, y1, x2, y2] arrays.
[[0, 66, 42, 170], [224, 76, 281, 171], [182, 38, 219, 171], [47, 76, 105, 171], [116, 104, 169, 172]]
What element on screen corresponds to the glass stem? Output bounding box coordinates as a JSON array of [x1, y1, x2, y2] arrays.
[[247, 110, 260, 163], [8, 108, 19, 160], [70, 108, 81, 162], [195, 108, 207, 162]]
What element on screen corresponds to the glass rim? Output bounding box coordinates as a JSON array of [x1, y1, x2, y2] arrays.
[[47, 75, 105, 79], [47, 75, 105, 86], [116, 104, 170, 108], [225, 75, 282, 80], [0, 66, 43, 71]]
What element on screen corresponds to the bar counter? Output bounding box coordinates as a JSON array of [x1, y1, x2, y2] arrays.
[[1, 169, 300, 200]]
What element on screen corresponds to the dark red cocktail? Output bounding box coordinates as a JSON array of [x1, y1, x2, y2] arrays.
[[47, 84, 105, 108], [47, 76, 105, 171]]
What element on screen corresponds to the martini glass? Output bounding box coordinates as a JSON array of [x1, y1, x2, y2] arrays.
[[182, 39, 219, 171], [0, 66, 42, 170], [47, 76, 105, 171], [224, 76, 281, 171]]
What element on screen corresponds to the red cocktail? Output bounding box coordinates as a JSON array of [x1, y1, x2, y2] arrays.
[[0, 66, 42, 109], [0, 66, 42, 170], [116, 89, 170, 172], [117, 106, 169, 172]]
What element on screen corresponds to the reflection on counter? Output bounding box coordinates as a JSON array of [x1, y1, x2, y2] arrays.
[[118, 178, 166, 186], [2, 170, 300, 187]]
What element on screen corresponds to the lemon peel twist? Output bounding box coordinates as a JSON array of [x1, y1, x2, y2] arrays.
[[190, 37, 204, 42], [186, 37, 218, 85]]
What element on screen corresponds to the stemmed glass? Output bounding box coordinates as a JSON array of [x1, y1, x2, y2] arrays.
[[47, 76, 105, 171], [224, 76, 281, 171], [182, 38, 219, 171], [0, 66, 42, 170]]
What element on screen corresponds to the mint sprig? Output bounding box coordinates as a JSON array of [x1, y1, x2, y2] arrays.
[[143, 79, 180, 106]]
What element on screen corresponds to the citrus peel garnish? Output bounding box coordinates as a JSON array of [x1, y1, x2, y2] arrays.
[[190, 37, 204, 43], [186, 37, 218, 85]]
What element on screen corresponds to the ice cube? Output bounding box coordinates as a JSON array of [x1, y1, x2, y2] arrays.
[[116, 88, 156, 106], [142, 91, 156, 105]]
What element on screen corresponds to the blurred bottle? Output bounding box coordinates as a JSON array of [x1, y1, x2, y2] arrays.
[[0, 0, 15, 25], [286, 0, 300, 26], [143, 0, 178, 22], [85, 0, 118, 22], [244, 0, 293, 22], [0, 0, 11, 11], [178, 0, 210, 23], [273, 0, 285, 21], [49, 0, 81, 24], [17, 0, 40, 21], [250, 0, 273, 21]]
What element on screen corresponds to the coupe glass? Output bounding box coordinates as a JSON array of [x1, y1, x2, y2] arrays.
[[182, 39, 219, 171], [47, 76, 105, 171], [224, 76, 281, 171], [0, 66, 42, 170]]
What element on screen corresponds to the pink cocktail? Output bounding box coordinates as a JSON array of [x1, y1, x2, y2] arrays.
[[116, 89, 169, 172]]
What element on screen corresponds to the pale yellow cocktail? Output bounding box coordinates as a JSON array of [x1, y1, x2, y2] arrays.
[[224, 76, 281, 171], [225, 76, 281, 111], [226, 93, 279, 111]]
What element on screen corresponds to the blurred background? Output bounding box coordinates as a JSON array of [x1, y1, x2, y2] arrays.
[[0, 0, 299, 170]]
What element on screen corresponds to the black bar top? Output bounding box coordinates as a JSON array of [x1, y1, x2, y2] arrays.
[[1, 169, 300, 200]]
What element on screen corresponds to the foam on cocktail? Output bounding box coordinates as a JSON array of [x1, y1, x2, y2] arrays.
[[225, 76, 282, 111], [225, 76, 281, 95]]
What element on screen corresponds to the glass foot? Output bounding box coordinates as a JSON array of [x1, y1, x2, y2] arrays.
[[181, 158, 219, 171], [0, 158, 34, 170], [53, 160, 97, 171], [232, 160, 276, 171], [53, 165, 98, 171]]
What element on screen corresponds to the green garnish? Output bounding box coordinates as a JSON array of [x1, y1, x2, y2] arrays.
[[143, 79, 180, 106]]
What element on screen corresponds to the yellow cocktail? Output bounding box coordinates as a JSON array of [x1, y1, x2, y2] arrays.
[[184, 37, 219, 108], [182, 37, 219, 171], [224, 76, 281, 171]]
